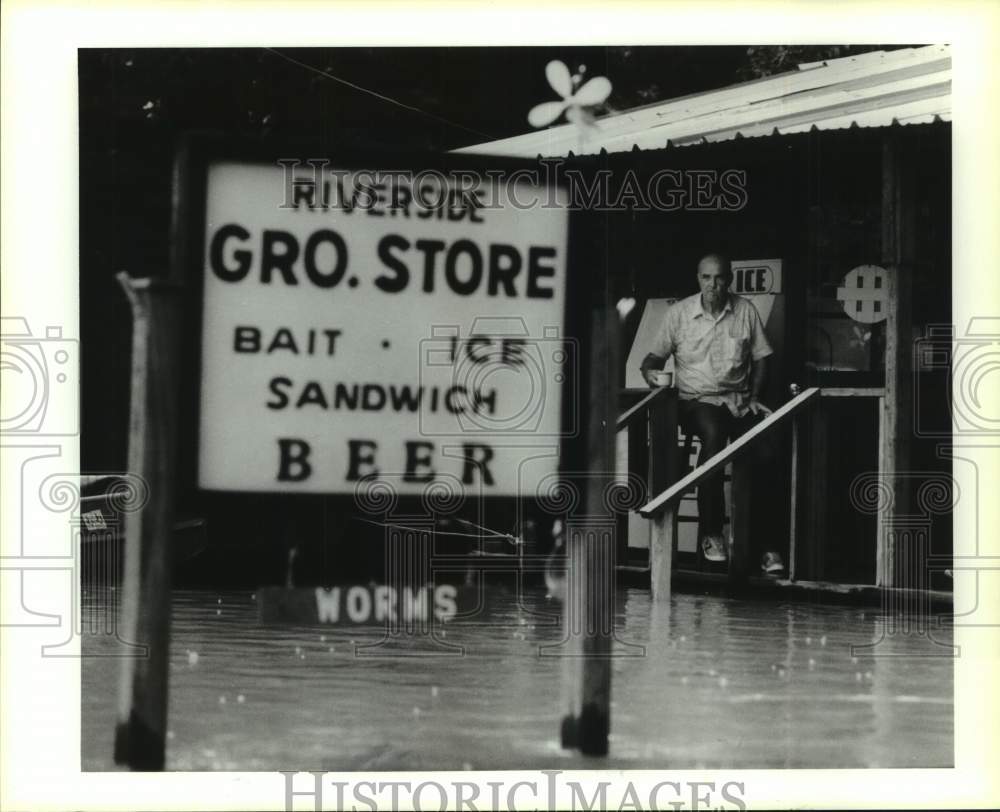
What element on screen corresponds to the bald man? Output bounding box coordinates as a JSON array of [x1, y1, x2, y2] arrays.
[[640, 253, 783, 574]]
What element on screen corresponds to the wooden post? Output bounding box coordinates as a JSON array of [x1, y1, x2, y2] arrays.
[[114, 274, 182, 771], [622, 403, 647, 566], [879, 131, 915, 588], [561, 304, 618, 756], [878, 264, 914, 588], [649, 507, 676, 598], [788, 414, 801, 582], [876, 397, 887, 584], [647, 389, 677, 599], [804, 403, 828, 581], [728, 459, 751, 584]]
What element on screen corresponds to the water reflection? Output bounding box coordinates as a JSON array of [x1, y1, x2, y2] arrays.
[[82, 587, 952, 770]]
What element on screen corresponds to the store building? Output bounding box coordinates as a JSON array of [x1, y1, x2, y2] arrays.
[[459, 45, 953, 593]]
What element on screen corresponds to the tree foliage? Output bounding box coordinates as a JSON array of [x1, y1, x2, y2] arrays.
[[738, 45, 914, 80]]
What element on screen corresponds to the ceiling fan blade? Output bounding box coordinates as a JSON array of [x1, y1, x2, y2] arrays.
[[544, 60, 573, 98], [528, 101, 567, 128], [572, 76, 612, 106]]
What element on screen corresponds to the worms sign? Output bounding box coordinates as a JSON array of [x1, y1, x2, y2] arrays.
[[193, 150, 574, 495]]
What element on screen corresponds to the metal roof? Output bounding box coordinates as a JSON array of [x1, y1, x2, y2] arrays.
[[456, 45, 951, 158]]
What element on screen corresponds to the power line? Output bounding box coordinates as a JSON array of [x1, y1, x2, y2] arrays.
[[263, 48, 497, 141]]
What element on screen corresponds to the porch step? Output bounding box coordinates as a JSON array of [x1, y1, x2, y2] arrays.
[[614, 564, 953, 609]]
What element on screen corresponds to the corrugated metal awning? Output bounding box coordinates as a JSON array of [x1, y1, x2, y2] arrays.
[[456, 44, 951, 158]]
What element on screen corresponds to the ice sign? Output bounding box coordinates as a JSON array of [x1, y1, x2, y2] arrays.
[[731, 259, 781, 296]]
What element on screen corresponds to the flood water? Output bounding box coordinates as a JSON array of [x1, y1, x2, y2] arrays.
[[82, 586, 953, 770]]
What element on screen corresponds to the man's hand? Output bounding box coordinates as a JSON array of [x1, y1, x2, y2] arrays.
[[640, 353, 667, 389], [747, 397, 772, 417]]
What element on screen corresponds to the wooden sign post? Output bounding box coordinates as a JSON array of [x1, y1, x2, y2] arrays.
[[113, 137, 605, 766], [559, 303, 619, 756], [114, 274, 182, 770]]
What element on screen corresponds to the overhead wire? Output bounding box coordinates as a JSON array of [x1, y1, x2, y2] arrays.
[[352, 517, 520, 546], [263, 48, 497, 141]]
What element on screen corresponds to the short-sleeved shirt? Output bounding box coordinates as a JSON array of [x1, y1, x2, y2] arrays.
[[651, 292, 773, 410]]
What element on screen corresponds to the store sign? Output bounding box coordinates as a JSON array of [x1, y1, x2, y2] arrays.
[[837, 264, 888, 324], [197, 162, 571, 495], [731, 259, 782, 295], [257, 584, 476, 626]]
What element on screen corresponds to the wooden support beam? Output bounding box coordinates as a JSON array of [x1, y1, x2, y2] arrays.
[[620, 403, 649, 566], [650, 507, 676, 598], [561, 305, 618, 756], [804, 403, 830, 582], [639, 387, 820, 518], [878, 132, 915, 588], [114, 274, 182, 771], [728, 459, 752, 583], [647, 389, 678, 600], [788, 414, 801, 582]]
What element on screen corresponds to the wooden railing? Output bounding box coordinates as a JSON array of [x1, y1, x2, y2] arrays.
[[616, 385, 671, 430], [616, 386, 679, 571], [639, 388, 821, 515], [637, 387, 821, 599]]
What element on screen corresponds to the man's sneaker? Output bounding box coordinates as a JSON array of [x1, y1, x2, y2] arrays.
[[760, 552, 785, 576], [701, 534, 728, 563]]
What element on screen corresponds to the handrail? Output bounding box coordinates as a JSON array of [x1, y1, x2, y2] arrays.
[[820, 387, 885, 397], [616, 385, 671, 430], [638, 387, 821, 517]]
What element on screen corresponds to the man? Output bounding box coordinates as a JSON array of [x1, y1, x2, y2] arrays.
[[640, 253, 784, 574]]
